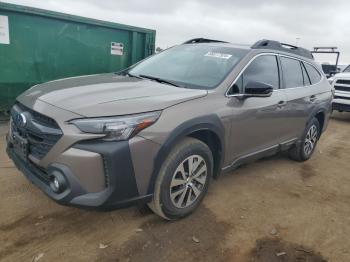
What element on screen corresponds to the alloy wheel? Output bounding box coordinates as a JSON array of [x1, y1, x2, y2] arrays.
[[304, 125, 318, 156], [169, 155, 208, 208]]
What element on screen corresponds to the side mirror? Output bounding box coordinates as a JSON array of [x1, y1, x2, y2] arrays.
[[244, 81, 274, 97]]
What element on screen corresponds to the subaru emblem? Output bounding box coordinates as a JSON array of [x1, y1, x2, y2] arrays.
[[15, 113, 27, 128]]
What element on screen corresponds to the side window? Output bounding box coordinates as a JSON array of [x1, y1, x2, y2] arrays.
[[301, 63, 311, 86], [280, 57, 304, 88], [243, 55, 280, 90], [304, 63, 322, 84], [230, 74, 243, 94]]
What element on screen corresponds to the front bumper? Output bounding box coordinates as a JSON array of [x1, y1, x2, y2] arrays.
[[333, 91, 350, 112], [332, 100, 350, 112], [6, 136, 152, 209], [333, 103, 350, 112]]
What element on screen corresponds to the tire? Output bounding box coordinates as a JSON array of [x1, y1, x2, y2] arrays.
[[148, 137, 213, 220], [289, 117, 320, 162]]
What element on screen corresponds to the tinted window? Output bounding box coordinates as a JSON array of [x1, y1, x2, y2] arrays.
[[280, 57, 304, 88], [242, 55, 280, 90], [301, 63, 311, 86], [304, 63, 322, 84]]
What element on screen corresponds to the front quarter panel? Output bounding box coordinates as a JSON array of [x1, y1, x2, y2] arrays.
[[138, 93, 233, 194], [140, 93, 231, 161]]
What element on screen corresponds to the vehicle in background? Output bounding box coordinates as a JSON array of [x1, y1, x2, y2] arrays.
[[329, 66, 350, 112], [0, 2, 156, 114]]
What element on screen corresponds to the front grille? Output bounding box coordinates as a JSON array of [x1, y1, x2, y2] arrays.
[[334, 95, 350, 100], [334, 79, 350, 92], [11, 103, 62, 159], [334, 85, 350, 92], [336, 79, 350, 85], [16, 103, 60, 129]]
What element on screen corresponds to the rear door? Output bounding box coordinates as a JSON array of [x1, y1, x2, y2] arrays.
[[279, 56, 322, 139]]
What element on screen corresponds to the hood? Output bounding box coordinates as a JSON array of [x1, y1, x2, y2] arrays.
[[334, 72, 350, 79], [18, 73, 207, 117]]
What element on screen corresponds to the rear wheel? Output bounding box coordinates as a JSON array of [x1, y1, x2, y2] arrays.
[[149, 137, 213, 220], [289, 117, 320, 162]]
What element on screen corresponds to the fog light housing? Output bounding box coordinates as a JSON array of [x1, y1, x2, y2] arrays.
[[49, 171, 67, 193]]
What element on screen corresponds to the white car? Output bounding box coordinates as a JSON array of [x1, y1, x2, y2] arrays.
[[329, 66, 350, 112]]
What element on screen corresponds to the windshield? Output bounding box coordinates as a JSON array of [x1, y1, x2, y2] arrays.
[[129, 44, 248, 89], [344, 65, 350, 73]]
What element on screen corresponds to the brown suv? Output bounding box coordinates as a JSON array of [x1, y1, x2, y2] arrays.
[[7, 39, 332, 220]]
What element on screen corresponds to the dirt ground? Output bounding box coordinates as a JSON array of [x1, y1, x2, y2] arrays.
[[0, 112, 349, 262]]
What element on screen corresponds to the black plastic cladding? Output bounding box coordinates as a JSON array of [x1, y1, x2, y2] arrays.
[[73, 140, 141, 208], [147, 114, 225, 195]]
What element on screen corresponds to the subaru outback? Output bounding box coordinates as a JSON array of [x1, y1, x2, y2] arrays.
[[6, 38, 332, 220]]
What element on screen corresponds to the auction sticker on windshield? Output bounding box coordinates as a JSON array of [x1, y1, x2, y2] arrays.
[[205, 52, 232, 59]]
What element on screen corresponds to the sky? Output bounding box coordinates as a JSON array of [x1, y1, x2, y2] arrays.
[[2, 0, 350, 65]]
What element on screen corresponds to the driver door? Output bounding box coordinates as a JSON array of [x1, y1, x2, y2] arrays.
[[227, 54, 290, 163]]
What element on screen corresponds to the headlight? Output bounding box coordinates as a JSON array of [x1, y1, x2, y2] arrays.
[[69, 111, 161, 141], [328, 77, 335, 85]]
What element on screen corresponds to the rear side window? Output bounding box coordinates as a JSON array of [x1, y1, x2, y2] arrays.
[[304, 63, 322, 84], [280, 57, 303, 88], [301, 63, 311, 86], [242, 55, 280, 90]]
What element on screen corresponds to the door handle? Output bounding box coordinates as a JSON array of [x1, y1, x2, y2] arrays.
[[277, 100, 287, 108], [310, 95, 317, 102]]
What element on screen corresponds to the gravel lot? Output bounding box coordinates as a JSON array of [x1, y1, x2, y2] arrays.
[[1, 113, 349, 262]]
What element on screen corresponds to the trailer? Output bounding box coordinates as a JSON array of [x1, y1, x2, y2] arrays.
[[0, 3, 156, 113], [311, 47, 340, 78]]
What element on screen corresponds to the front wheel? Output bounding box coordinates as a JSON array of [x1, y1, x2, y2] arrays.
[[149, 137, 213, 220], [289, 117, 320, 162]]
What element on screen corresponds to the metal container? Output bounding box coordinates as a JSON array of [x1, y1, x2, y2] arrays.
[[0, 3, 156, 112]]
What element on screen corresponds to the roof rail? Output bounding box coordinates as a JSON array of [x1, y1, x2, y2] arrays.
[[251, 39, 314, 59], [183, 38, 228, 44]]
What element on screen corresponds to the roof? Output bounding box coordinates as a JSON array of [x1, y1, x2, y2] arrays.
[[183, 38, 314, 60]]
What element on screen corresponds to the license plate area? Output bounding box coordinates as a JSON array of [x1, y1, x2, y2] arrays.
[[12, 131, 29, 162]]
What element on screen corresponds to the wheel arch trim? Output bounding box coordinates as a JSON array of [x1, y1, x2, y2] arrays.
[[147, 114, 225, 194], [307, 108, 327, 135]]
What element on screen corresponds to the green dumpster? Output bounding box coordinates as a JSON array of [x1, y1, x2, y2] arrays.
[[0, 3, 156, 113]]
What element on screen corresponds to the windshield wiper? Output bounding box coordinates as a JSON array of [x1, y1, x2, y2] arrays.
[[139, 74, 181, 87], [126, 72, 142, 79]]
